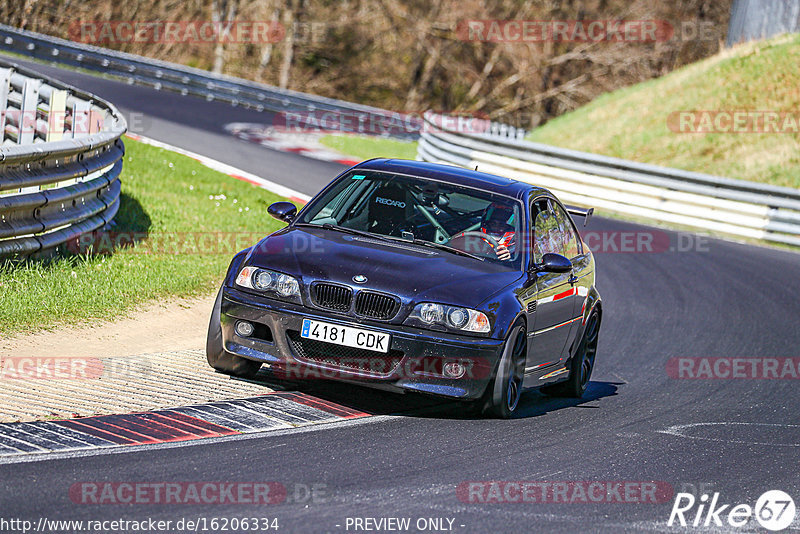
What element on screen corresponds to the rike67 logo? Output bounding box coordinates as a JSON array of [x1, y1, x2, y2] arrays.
[[668, 490, 796, 531]]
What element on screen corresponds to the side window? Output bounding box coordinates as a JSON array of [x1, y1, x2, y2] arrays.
[[552, 202, 581, 259], [531, 198, 561, 263]]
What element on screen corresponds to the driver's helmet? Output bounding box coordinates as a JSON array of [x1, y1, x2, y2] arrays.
[[481, 202, 516, 250]]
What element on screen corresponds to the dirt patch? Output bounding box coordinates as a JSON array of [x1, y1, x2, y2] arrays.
[[1, 294, 216, 359]]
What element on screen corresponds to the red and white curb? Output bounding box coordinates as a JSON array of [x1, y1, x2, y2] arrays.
[[125, 133, 311, 205], [0, 392, 370, 457], [224, 123, 362, 167]]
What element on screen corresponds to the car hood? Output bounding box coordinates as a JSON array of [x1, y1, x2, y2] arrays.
[[244, 226, 523, 308]]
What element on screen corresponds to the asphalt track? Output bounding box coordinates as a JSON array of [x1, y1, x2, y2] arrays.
[[2, 55, 800, 533]]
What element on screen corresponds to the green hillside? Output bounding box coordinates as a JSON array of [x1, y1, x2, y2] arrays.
[[527, 34, 800, 189]]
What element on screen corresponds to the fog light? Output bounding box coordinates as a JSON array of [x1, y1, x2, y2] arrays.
[[443, 360, 466, 379], [235, 321, 254, 337]]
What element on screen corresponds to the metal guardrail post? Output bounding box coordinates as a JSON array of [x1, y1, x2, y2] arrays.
[[18, 78, 39, 145], [0, 68, 9, 144], [70, 100, 90, 139], [46, 88, 66, 142]]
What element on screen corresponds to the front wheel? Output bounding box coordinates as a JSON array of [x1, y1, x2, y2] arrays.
[[206, 287, 262, 379], [543, 308, 600, 398], [481, 323, 526, 419]]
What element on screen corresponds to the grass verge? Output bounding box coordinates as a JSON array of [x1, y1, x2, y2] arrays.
[[0, 137, 290, 336], [319, 134, 418, 161]]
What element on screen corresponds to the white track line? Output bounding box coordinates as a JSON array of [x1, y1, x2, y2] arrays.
[[658, 422, 800, 447]]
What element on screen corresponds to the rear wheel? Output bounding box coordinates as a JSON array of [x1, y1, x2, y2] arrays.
[[481, 323, 526, 419], [543, 308, 600, 398], [206, 287, 262, 379]]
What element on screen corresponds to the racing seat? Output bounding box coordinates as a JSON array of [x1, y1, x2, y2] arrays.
[[367, 183, 414, 237]]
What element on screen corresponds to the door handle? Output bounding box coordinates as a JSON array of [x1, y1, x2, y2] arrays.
[[568, 274, 578, 284]]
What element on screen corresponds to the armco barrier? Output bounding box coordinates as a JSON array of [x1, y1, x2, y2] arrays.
[[0, 58, 126, 258], [418, 112, 800, 247]]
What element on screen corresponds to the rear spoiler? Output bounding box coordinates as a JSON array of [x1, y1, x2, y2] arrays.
[[566, 206, 594, 227]]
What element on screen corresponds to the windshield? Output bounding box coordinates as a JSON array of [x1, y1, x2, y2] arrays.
[[299, 170, 523, 268]]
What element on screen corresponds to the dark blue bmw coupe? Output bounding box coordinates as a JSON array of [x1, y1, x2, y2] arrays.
[[207, 159, 601, 418]]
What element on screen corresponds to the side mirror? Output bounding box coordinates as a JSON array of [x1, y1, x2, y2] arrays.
[[268, 201, 297, 223], [531, 253, 572, 274]]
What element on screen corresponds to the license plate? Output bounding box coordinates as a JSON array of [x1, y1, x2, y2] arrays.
[[301, 319, 390, 353]]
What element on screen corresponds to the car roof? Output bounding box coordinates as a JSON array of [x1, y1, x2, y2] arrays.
[[353, 158, 549, 200]]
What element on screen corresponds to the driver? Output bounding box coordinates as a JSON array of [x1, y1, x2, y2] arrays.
[[481, 202, 516, 260]]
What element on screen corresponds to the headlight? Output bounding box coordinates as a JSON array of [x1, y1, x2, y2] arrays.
[[253, 270, 273, 290], [447, 307, 469, 329], [419, 302, 444, 324], [236, 266, 301, 299], [407, 302, 491, 334], [276, 274, 300, 297]]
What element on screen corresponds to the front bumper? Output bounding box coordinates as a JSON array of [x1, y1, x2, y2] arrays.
[[220, 287, 504, 400]]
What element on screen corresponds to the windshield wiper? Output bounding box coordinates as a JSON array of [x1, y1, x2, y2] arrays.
[[296, 223, 483, 260], [408, 239, 485, 261], [295, 222, 394, 242]]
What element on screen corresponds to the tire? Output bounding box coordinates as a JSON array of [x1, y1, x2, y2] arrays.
[[542, 308, 600, 398], [206, 287, 262, 379], [480, 322, 527, 419]]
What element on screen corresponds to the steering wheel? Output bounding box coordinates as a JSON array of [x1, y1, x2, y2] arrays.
[[451, 231, 499, 247], [447, 231, 501, 259]]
